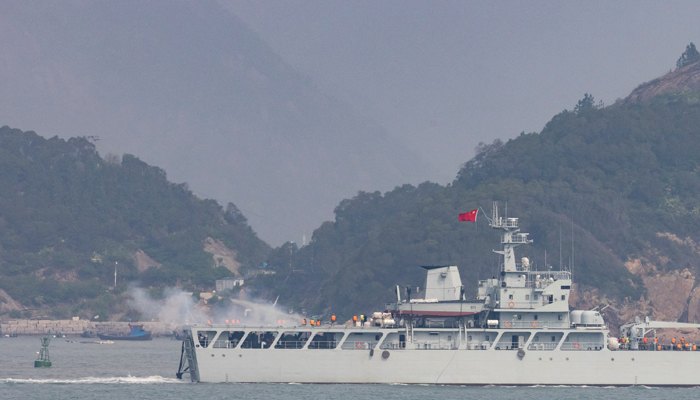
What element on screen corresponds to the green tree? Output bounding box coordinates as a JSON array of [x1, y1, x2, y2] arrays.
[[676, 42, 700, 69], [574, 93, 596, 114]]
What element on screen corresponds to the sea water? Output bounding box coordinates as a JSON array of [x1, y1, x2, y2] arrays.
[[0, 336, 697, 399]]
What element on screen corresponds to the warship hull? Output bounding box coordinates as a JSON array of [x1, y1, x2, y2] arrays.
[[181, 326, 700, 386]]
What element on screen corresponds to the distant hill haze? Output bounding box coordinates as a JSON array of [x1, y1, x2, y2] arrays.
[[0, 0, 429, 245]]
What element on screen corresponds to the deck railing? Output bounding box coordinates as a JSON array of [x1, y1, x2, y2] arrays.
[[560, 341, 604, 351], [504, 321, 568, 329], [342, 341, 378, 350], [380, 340, 457, 350], [273, 341, 307, 349], [493, 344, 524, 350], [466, 341, 494, 350], [413, 341, 457, 350], [503, 234, 529, 244], [200, 337, 609, 352], [307, 341, 338, 349], [240, 341, 275, 349], [527, 342, 558, 351], [212, 339, 241, 349]]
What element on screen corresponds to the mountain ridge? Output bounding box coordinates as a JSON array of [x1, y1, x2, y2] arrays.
[[623, 61, 700, 105], [0, 0, 431, 246]]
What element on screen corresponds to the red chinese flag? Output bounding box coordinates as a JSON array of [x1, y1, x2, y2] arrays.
[[458, 209, 478, 222]]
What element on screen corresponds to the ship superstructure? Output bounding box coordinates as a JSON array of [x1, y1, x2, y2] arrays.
[[177, 204, 700, 385]]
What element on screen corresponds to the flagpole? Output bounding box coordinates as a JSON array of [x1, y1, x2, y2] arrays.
[[479, 206, 490, 224]]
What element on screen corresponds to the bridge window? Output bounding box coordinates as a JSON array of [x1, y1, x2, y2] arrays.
[[495, 332, 531, 350], [308, 332, 344, 349], [561, 332, 604, 351], [342, 332, 381, 350], [380, 332, 405, 350], [274, 331, 311, 349], [213, 331, 245, 348], [466, 332, 497, 350], [240, 331, 278, 349], [528, 332, 563, 351], [195, 330, 217, 348]]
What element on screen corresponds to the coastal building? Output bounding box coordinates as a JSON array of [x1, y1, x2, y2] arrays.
[[215, 277, 244, 292]]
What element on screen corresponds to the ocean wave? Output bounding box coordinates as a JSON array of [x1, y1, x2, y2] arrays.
[[0, 375, 183, 385]]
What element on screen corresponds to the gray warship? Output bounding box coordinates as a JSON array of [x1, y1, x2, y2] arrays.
[[177, 203, 700, 385]]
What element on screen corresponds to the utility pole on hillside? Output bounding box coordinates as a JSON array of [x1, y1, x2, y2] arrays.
[[114, 262, 118, 288], [289, 242, 294, 271]]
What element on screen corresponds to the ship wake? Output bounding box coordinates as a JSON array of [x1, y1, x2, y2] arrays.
[[0, 375, 183, 384]]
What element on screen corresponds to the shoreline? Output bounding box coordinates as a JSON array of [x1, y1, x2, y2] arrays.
[[0, 319, 178, 337]]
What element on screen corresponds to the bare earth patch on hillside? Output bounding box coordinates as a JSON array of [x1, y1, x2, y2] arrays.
[[204, 237, 241, 275], [0, 289, 22, 312], [132, 249, 162, 272], [624, 62, 700, 104]]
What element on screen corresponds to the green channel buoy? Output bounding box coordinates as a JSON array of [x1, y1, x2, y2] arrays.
[[34, 337, 52, 368]]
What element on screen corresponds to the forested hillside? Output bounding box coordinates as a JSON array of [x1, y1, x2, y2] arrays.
[[254, 85, 700, 328], [0, 126, 269, 319]]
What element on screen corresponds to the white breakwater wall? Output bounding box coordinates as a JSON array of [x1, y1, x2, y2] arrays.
[[0, 319, 179, 336]]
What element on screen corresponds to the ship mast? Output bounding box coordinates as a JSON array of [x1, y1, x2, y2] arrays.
[[488, 202, 531, 287]]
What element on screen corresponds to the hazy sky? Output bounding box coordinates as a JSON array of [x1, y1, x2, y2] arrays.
[[222, 0, 700, 183], [3, 1, 700, 246]]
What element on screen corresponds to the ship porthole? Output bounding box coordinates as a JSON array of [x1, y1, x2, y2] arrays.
[[222, 354, 226, 357], [611, 358, 614, 361], [211, 354, 215, 357], [239, 355, 242, 358], [566, 358, 569, 361]]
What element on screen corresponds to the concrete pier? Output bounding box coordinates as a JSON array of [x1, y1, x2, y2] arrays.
[[0, 319, 178, 336]]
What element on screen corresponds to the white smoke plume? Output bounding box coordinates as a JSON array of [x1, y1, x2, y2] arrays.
[[128, 286, 206, 324], [127, 286, 306, 327]]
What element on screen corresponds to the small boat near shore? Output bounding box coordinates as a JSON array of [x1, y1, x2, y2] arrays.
[[98, 324, 152, 341]]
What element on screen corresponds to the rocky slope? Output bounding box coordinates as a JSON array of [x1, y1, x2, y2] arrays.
[[624, 61, 700, 104]]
